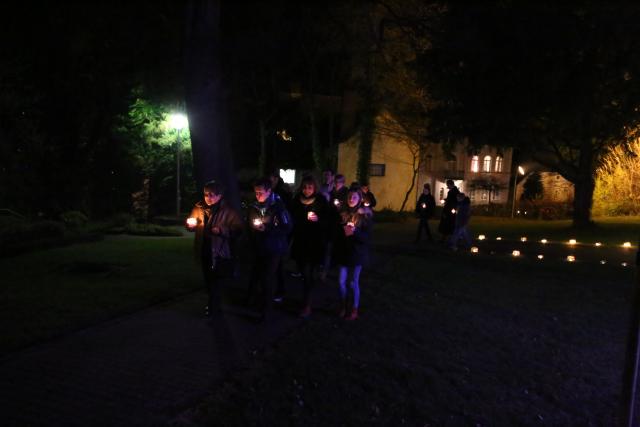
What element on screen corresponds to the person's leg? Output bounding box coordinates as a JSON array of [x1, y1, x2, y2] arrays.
[[346, 265, 362, 320], [425, 218, 433, 241], [338, 265, 348, 316], [262, 255, 281, 319], [320, 242, 333, 282]]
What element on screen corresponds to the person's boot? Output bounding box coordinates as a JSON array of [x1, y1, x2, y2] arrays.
[[345, 307, 358, 321]]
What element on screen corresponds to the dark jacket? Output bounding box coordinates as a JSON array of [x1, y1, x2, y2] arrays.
[[455, 197, 471, 228], [332, 205, 373, 267], [416, 193, 436, 219], [188, 199, 244, 265], [362, 191, 377, 208], [290, 192, 331, 263], [438, 186, 460, 234], [247, 193, 292, 256], [329, 186, 349, 211]]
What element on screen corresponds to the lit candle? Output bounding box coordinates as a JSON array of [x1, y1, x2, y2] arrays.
[[421, 203, 427, 209], [512, 250, 520, 257], [451, 209, 456, 214], [364, 202, 370, 207], [520, 237, 527, 242], [540, 239, 548, 244], [333, 199, 340, 206], [568, 239, 577, 245], [347, 221, 355, 228], [623, 242, 632, 248], [253, 218, 262, 227], [496, 237, 502, 241], [186, 217, 197, 228], [478, 234, 486, 240], [470, 247, 479, 253], [537, 254, 544, 260], [622, 262, 628, 267], [307, 211, 316, 221], [600, 260, 607, 265], [595, 242, 602, 247], [566, 255, 575, 262]]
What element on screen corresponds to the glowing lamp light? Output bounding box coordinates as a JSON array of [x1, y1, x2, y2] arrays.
[[623, 242, 632, 248], [537, 254, 544, 260], [496, 237, 502, 241], [566, 255, 576, 262], [595, 242, 602, 247], [600, 260, 607, 265], [512, 250, 520, 257], [253, 218, 263, 227], [540, 239, 548, 244], [478, 235, 486, 240], [169, 113, 188, 130], [470, 247, 479, 253], [568, 239, 577, 245], [520, 237, 527, 242], [186, 217, 197, 227]]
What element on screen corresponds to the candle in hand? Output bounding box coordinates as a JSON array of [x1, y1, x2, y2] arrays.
[[186, 217, 197, 228], [451, 209, 456, 214], [347, 221, 355, 228], [253, 218, 262, 227], [421, 203, 426, 209], [307, 211, 317, 221], [333, 199, 340, 206]]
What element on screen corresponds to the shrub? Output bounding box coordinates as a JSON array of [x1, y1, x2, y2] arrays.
[[59, 211, 89, 230], [125, 223, 182, 237], [109, 213, 135, 227]]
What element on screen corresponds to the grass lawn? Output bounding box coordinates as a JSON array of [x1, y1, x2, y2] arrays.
[[0, 234, 200, 356], [183, 219, 638, 426]]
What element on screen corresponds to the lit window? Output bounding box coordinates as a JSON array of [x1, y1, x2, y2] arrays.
[[470, 156, 479, 172], [483, 156, 492, 172], [495, 156, 503, 172]]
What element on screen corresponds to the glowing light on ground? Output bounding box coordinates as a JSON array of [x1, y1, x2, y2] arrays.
[[496, 237, 502, 241], [623, 242, 632, 248], [595, 242, 602, 247], [478, 235, 486, 240], [512, 250, 520, 257], [600, 260, 607, 265], [540, 239, 548, 244], [566, 255, 576, 262], [470, 247, 479, 253], [520, 237, 527, 242], [568, 239, 577, 245], [537, 254, 544, 260], [622, 262, 628, 267]]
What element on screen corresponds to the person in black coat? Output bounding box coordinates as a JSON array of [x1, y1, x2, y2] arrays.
[[332, 185, 373, 321], [289, 175, 330, 317], [438, 179, 460, 242], [415, 183, 436, 243], [246, 178, 293, 321]]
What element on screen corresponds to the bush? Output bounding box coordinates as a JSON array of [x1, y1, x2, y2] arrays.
[[0, 220, 66, 246], [59, 211, 89, 230], [124, 223, 183, 237], [109, 213, 135, 227]]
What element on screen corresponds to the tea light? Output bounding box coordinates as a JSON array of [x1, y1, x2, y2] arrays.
[[512, 250, 520, 257], [307, 211, 316, 221], [478, 234, 486, 240], [537, 254, 544, 260], [451, 209, 456, 214], [496, 237, 502, 241], [622, 262, 628, 267], [566, 255, 576, 262], [595, 242, 602, 247], [568, 239, 577, 245], [253, 218, 263, 227], [421, 203, 427, 209], [186, 217, 197, 227], [520, 237, 527, 242], [540, 239, 548, 244], [364, 202, 370, 207], [600, 260, 607, 265], [470, 247, 479, 253], [623, 242, 632, 248], [333, 199, 340, 206]]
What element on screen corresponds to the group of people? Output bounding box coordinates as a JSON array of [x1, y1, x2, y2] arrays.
[[415, 179, 472, 250], [186, 169, 375, 323]]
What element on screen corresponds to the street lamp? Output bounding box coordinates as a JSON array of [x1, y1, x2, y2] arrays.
[[170, 113, 188, 218], [511, 165, 525, 218]]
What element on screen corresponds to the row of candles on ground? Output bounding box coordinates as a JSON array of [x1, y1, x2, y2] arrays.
[[476, 234, 634, 248], [468, 246, 630, 266]]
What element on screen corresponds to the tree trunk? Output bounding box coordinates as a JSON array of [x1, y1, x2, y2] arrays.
[[572, 141, 595, 227], [184, 0, 240, 210], [400, 151, 419, 212]]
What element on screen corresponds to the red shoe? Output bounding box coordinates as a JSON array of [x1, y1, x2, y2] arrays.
[[299, 305, 312, 318], [345, 308, 358, 321]]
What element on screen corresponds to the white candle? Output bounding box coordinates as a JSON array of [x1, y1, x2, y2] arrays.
[[186, 217, 197, 227], [253, 218, 262, 227]]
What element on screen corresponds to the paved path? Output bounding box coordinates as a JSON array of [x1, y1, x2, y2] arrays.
[[0, 276, 336, 427]]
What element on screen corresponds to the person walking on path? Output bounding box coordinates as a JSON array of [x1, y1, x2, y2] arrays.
[[289, 175, 330, 318], [332, 185, 373, 321], [438, 179, 460, 242], [186, 180, 244, 317], [448, 192, 472, 250], [246, 178, 292, 322], [415, 183, 436, 243]]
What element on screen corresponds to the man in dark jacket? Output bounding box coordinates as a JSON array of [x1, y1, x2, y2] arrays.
[[186, 180, 243, 317], [438, 179, 460, 242], [415, 183, 436, 242], [246, 177, 293, 321]]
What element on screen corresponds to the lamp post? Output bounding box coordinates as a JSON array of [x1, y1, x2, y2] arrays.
[[511, 165, 525, 218], [170, 113, 188, 218]]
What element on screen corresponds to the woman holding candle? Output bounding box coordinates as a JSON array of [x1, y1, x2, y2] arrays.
[[332, 185, 373, 321], [415, 183, 436, 243], [246, 177, 292, 322], [186, 180, 243, 317], [289, 175, 330, 318]]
